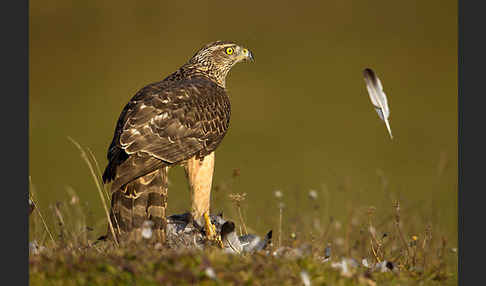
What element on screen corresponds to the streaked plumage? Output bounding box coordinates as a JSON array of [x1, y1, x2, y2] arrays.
[[102, 41, 254, 242], [363, 68, 393, 139]]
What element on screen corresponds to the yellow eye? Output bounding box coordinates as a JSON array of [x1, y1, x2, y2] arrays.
[[225, 47, 234, 55]]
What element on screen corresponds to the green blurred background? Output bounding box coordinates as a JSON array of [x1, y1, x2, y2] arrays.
[[30, 1, 456, 242]]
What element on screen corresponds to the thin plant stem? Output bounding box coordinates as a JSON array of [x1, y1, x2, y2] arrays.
[[67, 136, 119, 247], [278, 206, 283, 249], [393, 200, 410, 263], [29, 177, 56, 246], [237, 205, 248, 235], [35, 200, 56, 246], [87, 147, 110, 203]]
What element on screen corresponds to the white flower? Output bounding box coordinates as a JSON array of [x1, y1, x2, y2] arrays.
[[205, 267, 216, 280], [331, 258, 356, 277], [308, 190, 318, 200], [274, 190, 283, 199], [142, 220, 154, 239], [29, 240, 46, 255], [362, 258, 369, 268], [300, 271, 311, 286], [29, 241, 39, 255], [70, 195, 79, 205]]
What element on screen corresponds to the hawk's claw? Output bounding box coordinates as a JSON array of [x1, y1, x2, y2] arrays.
[[204, 212, 224, 248]]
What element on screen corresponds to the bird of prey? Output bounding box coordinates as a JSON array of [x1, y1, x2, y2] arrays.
[[102, 41, 254, 244]]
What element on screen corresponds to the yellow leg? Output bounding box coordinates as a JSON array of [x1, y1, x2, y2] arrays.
[[204, 212, 224, 248], [184, 153, 223, 248]]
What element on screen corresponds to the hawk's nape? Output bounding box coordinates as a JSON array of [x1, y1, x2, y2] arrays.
[[102, 41, 254, 244]]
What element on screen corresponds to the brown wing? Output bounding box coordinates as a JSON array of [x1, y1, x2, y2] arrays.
[[103, 76, 231, 191]]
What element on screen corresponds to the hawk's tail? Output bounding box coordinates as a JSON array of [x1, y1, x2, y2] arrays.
[[108, 167, 168, 243]]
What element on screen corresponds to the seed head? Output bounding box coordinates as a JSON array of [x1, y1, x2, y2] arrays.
[[308, 190, 318, 200], [228, 193, 247, 206]]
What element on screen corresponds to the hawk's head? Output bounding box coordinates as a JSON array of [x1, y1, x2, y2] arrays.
[[187, 41, 254, 87]]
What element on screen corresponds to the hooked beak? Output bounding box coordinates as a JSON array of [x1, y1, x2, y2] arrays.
[[243, 48, 254, 62]]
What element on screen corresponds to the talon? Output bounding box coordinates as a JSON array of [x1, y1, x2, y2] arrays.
[[203, 212, 224, 248]]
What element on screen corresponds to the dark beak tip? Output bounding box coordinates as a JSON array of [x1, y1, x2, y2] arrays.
[[248, 51, 254, 62]]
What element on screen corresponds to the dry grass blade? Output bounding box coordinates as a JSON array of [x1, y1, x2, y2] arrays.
[[54, 202, 65, 227], [278, 203, 283, 249], [392, 200, 410, 262], [29, 177, 56, 246], [321, 216, 334, 243], [344, 206, 354, 257], [367, 206, 382, 263], [29, 197, 35, 216], [87, 147, 111, 203], [67, 136, 119, 247], [422, 224, 432, 271], [228, 193, 248, 235]]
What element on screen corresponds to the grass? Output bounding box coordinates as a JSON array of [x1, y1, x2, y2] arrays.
[[29, 245, 457, 286], [29, 140, 457, 285]]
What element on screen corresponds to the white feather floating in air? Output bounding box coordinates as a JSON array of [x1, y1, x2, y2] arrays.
[[363, 68, 393, 139]]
